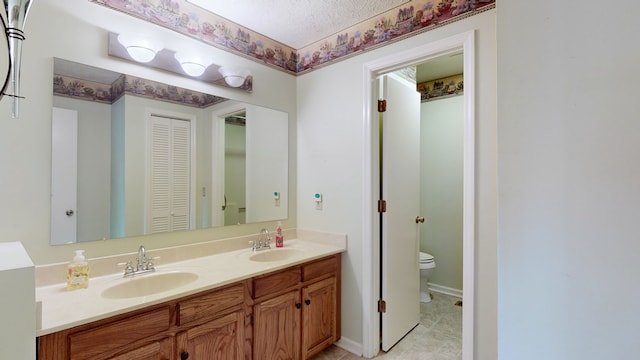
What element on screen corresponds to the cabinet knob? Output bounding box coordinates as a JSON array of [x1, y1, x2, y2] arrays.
[[181, 351, 190, 360], [295, 303, 301, 309], [305, 299, 311, 306]]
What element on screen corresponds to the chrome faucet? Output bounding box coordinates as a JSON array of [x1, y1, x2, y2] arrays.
[[120, 245, 157, 277], [251, 228, 271, 251], [137, 245, 147, 270]]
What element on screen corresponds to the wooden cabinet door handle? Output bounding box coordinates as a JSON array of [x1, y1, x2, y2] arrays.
[[305, 299, 311, 306], [181, 351, 190, 360], [295, 303, 301, 309]]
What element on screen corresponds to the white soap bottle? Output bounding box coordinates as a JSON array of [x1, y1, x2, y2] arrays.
[[67, 250, 89, 290]]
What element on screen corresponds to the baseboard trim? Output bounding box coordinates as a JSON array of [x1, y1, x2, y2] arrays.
[[428, 283, 463, 298], [335, 336, 363, 357]]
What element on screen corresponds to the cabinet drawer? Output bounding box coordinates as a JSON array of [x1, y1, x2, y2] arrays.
[[302, 256, 338, 282], [177, 283, 245, 326], [253, 267, 301, 299], [69, 306, 171, 360]]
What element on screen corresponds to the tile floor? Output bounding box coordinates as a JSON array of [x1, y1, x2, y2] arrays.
[[311, 292, 462, 359]]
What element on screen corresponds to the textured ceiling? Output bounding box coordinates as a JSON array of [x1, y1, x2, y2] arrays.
[[186, 0, 410, 49]]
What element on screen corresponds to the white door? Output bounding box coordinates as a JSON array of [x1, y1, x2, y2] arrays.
[[380, 73, 422, 351], [51, 107, 78, 245], [147, 115, 191, 233]]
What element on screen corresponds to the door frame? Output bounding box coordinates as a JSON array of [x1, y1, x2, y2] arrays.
[[209, 101, 249, 227], [361, 30, 476, 359]]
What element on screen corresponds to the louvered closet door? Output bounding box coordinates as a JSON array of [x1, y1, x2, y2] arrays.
[[170, 120, 190, 230], [148, 116, 191, 233]]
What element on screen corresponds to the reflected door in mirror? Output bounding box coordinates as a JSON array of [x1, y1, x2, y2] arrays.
[[224, 113, 246, 225], [50, 108, 78, 245], [148, 116, 192, 233]]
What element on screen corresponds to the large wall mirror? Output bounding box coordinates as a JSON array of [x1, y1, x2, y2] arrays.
[[50, 58, 288, 245]]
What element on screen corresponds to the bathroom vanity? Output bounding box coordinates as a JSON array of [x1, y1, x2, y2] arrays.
[[36, 231, 345, 360]]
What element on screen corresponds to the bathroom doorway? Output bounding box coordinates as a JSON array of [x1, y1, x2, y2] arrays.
[[379, 60, 465, 355], [362, 30, 475, 359], [378, 71, 422, 352]]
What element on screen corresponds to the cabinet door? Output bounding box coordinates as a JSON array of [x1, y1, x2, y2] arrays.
[[176, 310, 245, 360], [301, 277, 337, 360], [253, 290, 301, 360], [110, 337, 173, 360]]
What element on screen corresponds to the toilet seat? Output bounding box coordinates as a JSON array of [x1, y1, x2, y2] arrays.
[[419, 252, 434, 263]]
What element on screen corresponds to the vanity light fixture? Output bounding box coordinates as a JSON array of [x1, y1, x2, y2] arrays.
[[116, 34, 163, 63], [108, 32, 252, 92], [174, 52, 213, 77], [1, 0, 34, 118], [218, 67, 251, 88]]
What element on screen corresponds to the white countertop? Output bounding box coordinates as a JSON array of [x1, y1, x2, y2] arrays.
[[36, 230, 346, 336]]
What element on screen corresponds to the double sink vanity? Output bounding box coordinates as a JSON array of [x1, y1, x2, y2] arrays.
[[36, 229, 346, 360]]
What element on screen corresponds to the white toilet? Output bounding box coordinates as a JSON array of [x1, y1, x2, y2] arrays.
[[419, 252, 436, 303]]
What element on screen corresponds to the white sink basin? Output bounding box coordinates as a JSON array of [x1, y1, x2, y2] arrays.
[[249, 248, 303, 262], [101, 271, 199, 299]]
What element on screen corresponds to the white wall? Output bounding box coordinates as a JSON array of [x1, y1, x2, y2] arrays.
[[246, 105, 289, 223], [497, 2, 640, 359], [0, 0, 297, 265], [297, 10, 497, 358], [420, 96, 463, 291]]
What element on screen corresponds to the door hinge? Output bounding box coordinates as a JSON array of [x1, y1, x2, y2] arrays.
[[377, 199, 387, 213], [378, 299, 387, 313], [378, 99, 387, 112]]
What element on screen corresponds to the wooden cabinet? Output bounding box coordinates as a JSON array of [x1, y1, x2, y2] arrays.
[[71, 307, 171, 360], [301, 277, 337, 359], [253, 290, 301, 360], [176, 310, 245, 360], [109, 338, 173, 360], [251, 254, 341, 360], [37, 254, 341, 360], [300, 255, 340, 360], [38, 283, 246, 360]]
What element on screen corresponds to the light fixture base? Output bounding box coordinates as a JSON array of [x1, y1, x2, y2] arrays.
[[107, 32, 252, 92]]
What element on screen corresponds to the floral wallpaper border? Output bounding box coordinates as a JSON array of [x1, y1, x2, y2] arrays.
[[417, 73, 464, 102], [90, 0, 495, 75], [53, 72, 227, 108]]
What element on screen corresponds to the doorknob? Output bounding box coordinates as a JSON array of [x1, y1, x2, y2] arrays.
[[66, 209, 75, 216], [415, 216, 425, 223]]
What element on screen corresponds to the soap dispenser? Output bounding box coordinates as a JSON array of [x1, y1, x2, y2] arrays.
[[275, 221, 284, 248], [67, 250, 89, 290]]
